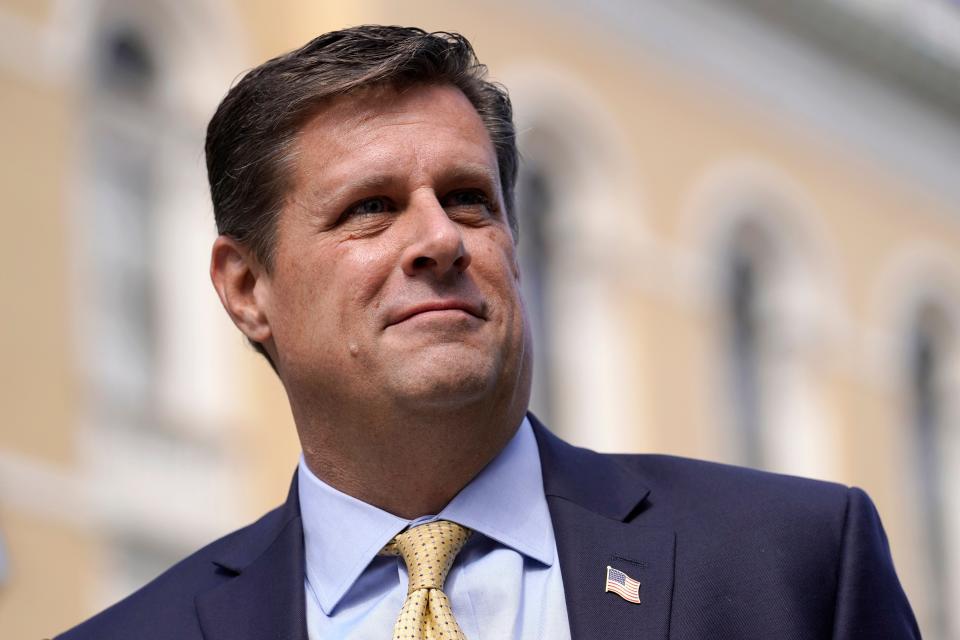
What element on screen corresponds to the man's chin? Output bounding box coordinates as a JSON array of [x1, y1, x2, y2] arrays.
[[386, 349, 500, 409]]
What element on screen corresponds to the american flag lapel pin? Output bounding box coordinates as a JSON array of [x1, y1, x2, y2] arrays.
[[605, 565, 641, 604]]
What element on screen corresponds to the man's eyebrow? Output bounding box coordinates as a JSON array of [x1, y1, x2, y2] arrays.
[[309, 163, 500, 211], [310, 173, 403, 211], [437, 163, 500, 188]]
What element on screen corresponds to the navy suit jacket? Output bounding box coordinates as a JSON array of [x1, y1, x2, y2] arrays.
[[57, 416, 920, 639]]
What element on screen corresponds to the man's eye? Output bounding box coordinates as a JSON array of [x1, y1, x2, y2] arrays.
[[342, 197, 394, 219], [444, 190, 491, 208]]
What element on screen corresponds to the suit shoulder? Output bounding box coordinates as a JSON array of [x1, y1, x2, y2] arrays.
[[616, 451, 849, 495], [55, 503, 294, 640], [612, 452, 853, 526]]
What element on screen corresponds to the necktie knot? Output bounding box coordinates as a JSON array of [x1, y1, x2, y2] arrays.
[[382, 520, 471, 593]]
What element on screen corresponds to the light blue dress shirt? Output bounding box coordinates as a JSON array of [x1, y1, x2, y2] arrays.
[[298, 417, 572, 639]]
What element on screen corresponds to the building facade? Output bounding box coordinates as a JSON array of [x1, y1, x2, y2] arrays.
[[1, 0, 958, 637]]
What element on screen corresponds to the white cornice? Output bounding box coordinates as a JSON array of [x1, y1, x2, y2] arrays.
[[536, 0, 960, 211]]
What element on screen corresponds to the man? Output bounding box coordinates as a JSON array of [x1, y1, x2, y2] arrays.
[[58, 26, 919, 639]]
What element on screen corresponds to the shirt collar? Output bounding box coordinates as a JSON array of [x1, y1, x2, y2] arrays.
[[297, 416, 554, 615]]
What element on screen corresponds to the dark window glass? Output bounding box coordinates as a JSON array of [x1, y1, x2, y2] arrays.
[[516, 163, 555, 423], [910, 304, 951, 638], [724, 221, 771, 469], [97, 26, 156, 97]]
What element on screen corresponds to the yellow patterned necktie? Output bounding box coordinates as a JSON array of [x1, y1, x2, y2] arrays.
[[381, 520, 472, 640]]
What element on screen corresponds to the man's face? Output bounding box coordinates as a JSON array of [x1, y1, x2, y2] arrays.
[[259, 83, 529, 415]]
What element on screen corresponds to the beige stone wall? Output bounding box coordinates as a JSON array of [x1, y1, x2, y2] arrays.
[[0, 506, 98, 639], [1, 62, 77, 466]]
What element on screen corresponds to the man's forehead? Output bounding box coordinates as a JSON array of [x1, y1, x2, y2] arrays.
[[298, 82, 484, 139], [290, 83, 498, 185]]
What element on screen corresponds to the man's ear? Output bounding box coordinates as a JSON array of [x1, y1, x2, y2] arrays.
[[210, 235, 272, 343]]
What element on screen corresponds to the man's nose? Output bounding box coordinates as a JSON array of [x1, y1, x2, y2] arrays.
[[400, 194, 472, 278]]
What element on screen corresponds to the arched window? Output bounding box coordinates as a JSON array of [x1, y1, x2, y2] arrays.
[[690, 162, 836, 477], [67, 0, 249, 610], [489, 65, 644, 448], [908, 301, 953, 639]]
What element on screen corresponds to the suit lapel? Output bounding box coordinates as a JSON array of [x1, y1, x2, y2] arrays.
[[195, 478, 308, 640], [532, 416, 675, 639]]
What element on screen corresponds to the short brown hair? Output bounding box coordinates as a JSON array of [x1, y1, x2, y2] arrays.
[[205, 25, 518, 270]]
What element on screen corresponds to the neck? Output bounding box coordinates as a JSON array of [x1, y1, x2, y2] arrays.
[[296, 400, 527, 519]]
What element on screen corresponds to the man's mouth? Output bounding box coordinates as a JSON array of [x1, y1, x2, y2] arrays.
[[386, 299, 486, 327]]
